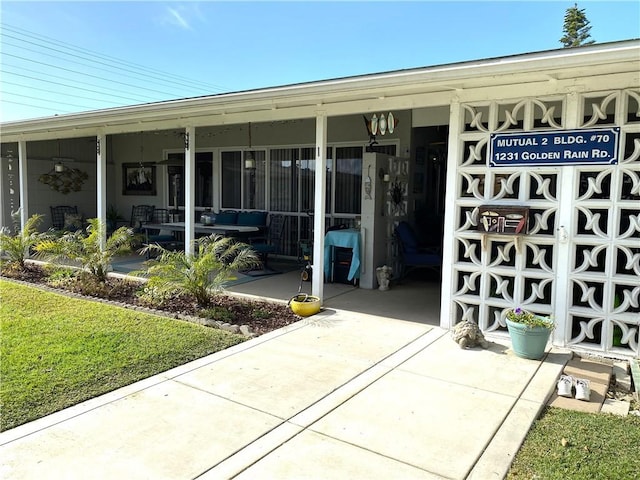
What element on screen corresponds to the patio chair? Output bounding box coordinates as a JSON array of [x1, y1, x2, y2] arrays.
[[144, 208, 182, 256], [249, 214, 287, 270], [394, 221, 441, 281], [129, 205, 155, 232], [50, 205, 81, 231]]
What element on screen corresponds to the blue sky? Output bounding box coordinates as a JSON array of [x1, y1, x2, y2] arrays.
[[1, 1, 638, 122]]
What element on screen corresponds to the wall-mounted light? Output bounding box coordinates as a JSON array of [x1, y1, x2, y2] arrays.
[[378, 168, 390, 182], [54, 162, 65, 173]]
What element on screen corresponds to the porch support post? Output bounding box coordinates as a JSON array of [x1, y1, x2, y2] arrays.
[[96, 133, 107, 249], [552, 90, 580, 347], [17, 140, 28, 229], [440, 100, 461, 330], [184, 126, 196, 256], [312, 112, 327, 301]]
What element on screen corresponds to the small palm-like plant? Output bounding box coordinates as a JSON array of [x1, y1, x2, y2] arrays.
[[0, 213, 46, 271], [34, 218, 136, 282], [140, 234, 261, 307]]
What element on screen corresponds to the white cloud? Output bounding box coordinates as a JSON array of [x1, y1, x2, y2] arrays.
[[166, 6, 191, 30]]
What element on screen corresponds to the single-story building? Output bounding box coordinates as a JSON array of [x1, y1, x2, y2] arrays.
[[1, 39, 639, 358]]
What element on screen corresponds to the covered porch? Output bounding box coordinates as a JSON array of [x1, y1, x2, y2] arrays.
[[110, 253, 441, 326]]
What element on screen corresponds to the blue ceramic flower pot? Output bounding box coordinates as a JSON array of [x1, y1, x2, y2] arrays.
[[506, 318, 552, 360]]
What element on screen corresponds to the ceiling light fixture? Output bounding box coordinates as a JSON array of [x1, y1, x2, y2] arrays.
[[245, 122, 255, 169]]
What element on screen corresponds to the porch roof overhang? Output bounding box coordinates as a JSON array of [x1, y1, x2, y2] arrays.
[[1, 40, 639, 143]]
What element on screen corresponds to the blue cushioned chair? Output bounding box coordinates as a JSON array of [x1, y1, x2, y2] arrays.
[[394, 221, 441, 280]]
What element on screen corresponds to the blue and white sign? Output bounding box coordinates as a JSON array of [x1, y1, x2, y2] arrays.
[[489, 128, 619, 167]]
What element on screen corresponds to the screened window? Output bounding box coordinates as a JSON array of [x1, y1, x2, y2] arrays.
[[243, 150, 266, 210], [221, 151, 241, 208], [270, 148, 299, 212], [299, 147, 315, 213], [167, 151, 213, 208], [334, 146, 363, 214]]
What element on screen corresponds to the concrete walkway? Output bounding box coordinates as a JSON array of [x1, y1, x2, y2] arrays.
[[0, 307, 569, 480]]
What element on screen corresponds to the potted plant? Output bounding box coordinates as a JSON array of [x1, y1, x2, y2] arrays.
[[106, 204, 124, 232], [505, 307, 554, 360], [288, 293, 321, 317]]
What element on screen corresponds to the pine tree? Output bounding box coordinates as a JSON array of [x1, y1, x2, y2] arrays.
[[560, 3, 595, 47]]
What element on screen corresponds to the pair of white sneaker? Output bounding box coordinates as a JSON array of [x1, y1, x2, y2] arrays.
[[557, 374, 591, 401]]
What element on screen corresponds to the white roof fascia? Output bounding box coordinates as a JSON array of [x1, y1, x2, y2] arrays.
[[1, 40, 638, 142]]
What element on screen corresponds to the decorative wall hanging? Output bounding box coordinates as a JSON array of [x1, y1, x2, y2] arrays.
[[363, 113, 399, 151], [364, 165, 372, 199], [38, 164, 88, 194], [390, 178, 404, 210], [123, 163, 156, 196]]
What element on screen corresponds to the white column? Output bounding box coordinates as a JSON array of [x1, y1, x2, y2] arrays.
[[553, 91, 580, 346], [312, 113, 327, 301], [96, 133, 107, 249], [439, 100, 462, 329], [184, 126, 196, 256], [18, 140, 28, 228]]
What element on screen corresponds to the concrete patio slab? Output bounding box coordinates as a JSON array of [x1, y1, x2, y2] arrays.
[[273, 309, 432, 362], [174, 337, 375, 419], [176, 311, 431, 419], [234, 429, 444, 480], [397, 335, 546, 397], [466, 398, 543, 480], [0, 380, 282, 480], [309, 368, 517, 480]]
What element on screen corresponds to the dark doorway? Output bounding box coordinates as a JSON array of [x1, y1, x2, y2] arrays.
[[412, 125, 448, 254]]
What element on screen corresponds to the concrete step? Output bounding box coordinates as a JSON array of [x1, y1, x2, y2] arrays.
[[547, 355, 612, 413]]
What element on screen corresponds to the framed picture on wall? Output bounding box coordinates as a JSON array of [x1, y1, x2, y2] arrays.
[[123, 163, 156, 196]]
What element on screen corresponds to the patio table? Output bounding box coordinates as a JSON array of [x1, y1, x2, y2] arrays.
[[142, 222, 259, 238], [324, 229, 361, 281]]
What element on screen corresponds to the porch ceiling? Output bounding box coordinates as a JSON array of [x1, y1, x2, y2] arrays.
[[1, 40, 638, 143]]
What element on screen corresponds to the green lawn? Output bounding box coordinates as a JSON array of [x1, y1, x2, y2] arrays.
[[0, 281, 245, 431], [508, 406, 640, 479]]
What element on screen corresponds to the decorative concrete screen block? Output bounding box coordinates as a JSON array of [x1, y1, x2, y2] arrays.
[[447, 90, 640, 358]]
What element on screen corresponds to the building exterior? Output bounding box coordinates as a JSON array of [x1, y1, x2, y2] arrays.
[[2, 40, 639, 358]]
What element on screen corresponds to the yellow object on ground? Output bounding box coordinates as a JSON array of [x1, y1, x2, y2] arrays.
[[288, 294, 321, 317]]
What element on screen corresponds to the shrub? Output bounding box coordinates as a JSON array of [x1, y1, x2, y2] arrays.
[[35, 218, 136, 283], [140, 234, 261, 307], [0, 213, 46, 271]]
